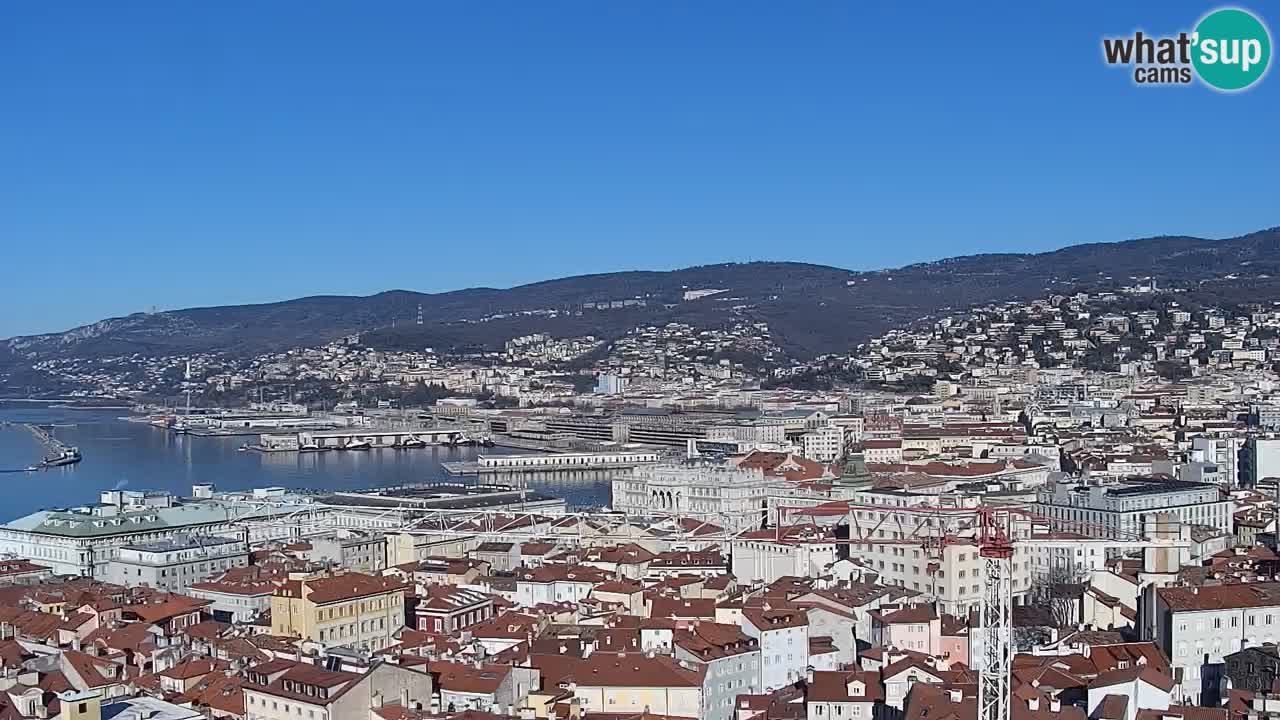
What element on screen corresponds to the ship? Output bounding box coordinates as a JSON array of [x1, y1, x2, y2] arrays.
[[42, 447, 82, 467], [342, 439, 372, 451]]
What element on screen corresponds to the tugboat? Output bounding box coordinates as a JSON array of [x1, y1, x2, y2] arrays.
[[42, 447, 82, 467]]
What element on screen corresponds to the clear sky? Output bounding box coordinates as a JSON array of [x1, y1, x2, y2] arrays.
[[2, 1, 1277, 338]]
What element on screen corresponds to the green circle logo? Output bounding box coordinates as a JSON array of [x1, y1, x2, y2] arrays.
[[1192, 8, 1272, 91]]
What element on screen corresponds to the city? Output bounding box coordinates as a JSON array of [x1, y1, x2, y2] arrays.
[[3, 3, 1278, 720]]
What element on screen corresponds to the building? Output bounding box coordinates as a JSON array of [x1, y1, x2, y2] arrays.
[[1036, 478, 1233, 542], [806, 670, 884, 720], [271, 571, 407, 652], [862, 440, 903, 464], [561, 653, 707, 718], [303, 532, 386, 573], [673, 622, 761, 720], [1225, 644, 1280, 694], [243, 658, 433, 720], [0, 556, 53, 584], [1242, 438, 1280, 489], [730, 525, 839, 586], [741, 606, 809, 692], [1151, 583, 1280, 704], [595, 373, 628, 395], [101, 535, 248, 592], [802, 426, 845, 463], [189, 566, 286, 623], [414, 585, 495, 633], [0, 492, 302, 578], [612, 462, 785, 530]]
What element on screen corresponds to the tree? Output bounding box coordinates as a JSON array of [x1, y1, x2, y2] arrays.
[[1028, 563, 1089, 629]]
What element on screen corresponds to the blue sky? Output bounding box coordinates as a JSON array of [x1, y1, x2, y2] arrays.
[[2, 2, 1277, 338]]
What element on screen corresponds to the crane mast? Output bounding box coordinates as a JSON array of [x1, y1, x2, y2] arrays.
[[978, 508, 1014, 720]]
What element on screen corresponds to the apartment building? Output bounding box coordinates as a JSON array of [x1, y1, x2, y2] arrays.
[[1036, 478, 1233, 542], [1151, 583, 1280, 704], [802, 426, 845, 463], [414, 585, 495, 633], [102, 535, 248, 592], [243, 658, 433, 720], [674, 622, 761, 720], [565, 653, 707, 718], [741, 606, 809, 692], [271, 571, 407, 652]]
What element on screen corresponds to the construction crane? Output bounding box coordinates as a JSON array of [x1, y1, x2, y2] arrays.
[[805, 501, 1186, 720]]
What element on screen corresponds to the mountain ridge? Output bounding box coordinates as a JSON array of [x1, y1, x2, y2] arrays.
[[6, 227, 1280, 371]]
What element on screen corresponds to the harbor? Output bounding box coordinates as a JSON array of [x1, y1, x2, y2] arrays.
[[0, 406, 612, 521]]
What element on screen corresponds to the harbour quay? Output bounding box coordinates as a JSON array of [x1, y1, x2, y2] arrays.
[[442, 450, 659, 476]]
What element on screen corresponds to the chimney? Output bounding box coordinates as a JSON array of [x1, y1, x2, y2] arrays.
[[805, 668, 814, 685], [1028, 697, 1040, 711], [1050, 698, 1061, 712], [400, 688, 410, 708], [948, 689, 963, 703], [371, 691, 384, 709]]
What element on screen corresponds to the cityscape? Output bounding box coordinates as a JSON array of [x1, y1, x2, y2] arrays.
[[3, 4, 1279, 720]]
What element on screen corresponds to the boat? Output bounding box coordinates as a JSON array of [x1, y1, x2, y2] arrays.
[[299, 442, 330, 453], [342, 439, 372, 451], [400, 436, 427, 449], [42, 447, 82, 467], [237, 444, 249, 452]]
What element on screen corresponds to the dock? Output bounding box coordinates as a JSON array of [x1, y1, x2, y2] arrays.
[[22, 424, 82, 469], [442, 450, 659, 476]]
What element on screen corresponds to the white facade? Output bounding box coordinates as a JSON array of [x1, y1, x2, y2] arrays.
[[741, 612, 809, 692], [802, 426, 845, 463], [612, 463, 785, 530], [1036, 479, 1233, 542], [1151, 584, 1280, 703], [730, 537, 837, 586]]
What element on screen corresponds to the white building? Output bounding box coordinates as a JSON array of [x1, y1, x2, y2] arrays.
[[1035, 478, 1233, 543], [729, 526, 839, 586], [1151, 583, 1280, 704], [0, 493, 302, 578], [102, 535, 247, 592], [612, 462, 787, 530], [741, 606, 809, 692], [802, 426, 845, 463]]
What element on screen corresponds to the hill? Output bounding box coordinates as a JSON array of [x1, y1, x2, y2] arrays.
[[5, 227, 1280, 372]]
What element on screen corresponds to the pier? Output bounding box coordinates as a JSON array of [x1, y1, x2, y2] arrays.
[[22, 424, 82, 468]]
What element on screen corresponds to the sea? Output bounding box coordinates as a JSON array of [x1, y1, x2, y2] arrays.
[[0, 403, 612, 522]]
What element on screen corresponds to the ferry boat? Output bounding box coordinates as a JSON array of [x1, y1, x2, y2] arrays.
[[43, 447, 82, 467]]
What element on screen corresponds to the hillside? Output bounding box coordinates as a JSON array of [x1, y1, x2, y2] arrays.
[[5, 227, 1280, 372]]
